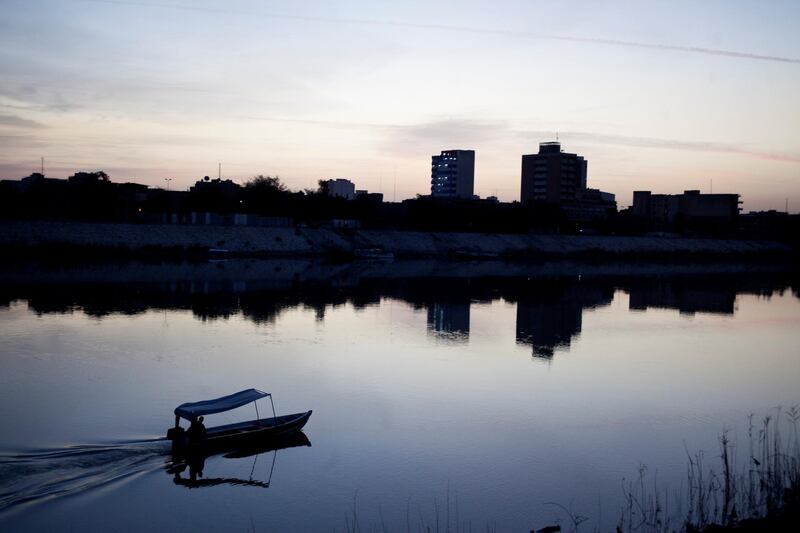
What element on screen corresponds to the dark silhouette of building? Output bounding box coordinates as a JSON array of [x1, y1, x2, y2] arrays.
[[520, 142, 616, 221], [431, 149, 475, 199], [356, 190, 384, 203], [632, 190, 740, 225], [521, 142, 586, 204], [18, 172, 66, 191], [321, 178, 356, 200], [190, 176, 241, 197]]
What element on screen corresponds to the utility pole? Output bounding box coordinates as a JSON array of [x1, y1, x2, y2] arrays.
[[218, 162, 221, 180], [41, 156, 44, 176]]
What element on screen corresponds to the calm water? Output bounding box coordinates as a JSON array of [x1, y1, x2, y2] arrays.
[[0, 259, 798, 531]]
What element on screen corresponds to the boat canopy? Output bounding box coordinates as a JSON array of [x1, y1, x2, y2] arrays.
[[175, 389, 270, 420]]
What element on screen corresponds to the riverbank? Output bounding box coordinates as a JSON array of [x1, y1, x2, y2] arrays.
[[0, 220, 791, 259]]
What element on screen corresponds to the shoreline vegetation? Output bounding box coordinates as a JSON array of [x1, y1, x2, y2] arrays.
[[615, 407, 800, 533], [0, 220, 792, 261], [336, 409, 800, 533]]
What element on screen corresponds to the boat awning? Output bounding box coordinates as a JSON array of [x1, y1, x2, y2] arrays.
[[174, 389, 269, 420]]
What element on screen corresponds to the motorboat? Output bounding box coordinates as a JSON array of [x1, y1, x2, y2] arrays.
[[167, 389, 311, 452]]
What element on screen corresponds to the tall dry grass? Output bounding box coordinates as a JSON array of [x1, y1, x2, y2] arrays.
[[618, 406, 800, 532]]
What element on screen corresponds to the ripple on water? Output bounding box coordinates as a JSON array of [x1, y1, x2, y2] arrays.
[[0, 440, 171, 513]]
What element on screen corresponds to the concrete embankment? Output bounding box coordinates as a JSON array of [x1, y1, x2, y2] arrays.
[[0, 220, 790, 258]]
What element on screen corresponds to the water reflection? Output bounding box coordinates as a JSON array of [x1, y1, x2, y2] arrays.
[[0, 432, 312, 512], [1, 259, 797, 360], [627, 279, 736, 315], [427, 301, 470, 342], [0, 441, 168, 511], [513, 282, 614, 358], [1, 259, 798, 531], [169, 431, 311, 489]]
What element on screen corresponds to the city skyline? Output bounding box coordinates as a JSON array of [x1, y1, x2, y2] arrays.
[[1, 0, 799, 211]]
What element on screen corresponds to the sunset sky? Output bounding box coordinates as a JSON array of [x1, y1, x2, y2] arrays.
[[1, 0, 798, 211]]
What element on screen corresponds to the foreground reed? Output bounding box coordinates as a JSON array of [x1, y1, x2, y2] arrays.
[[618, 406, 800, 532], [337, 407, 800, 532]]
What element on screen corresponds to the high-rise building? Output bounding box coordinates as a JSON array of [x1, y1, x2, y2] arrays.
[[520, 142, 586, 204], [431, 149, 475, 199], [520, 142, 616, 221]]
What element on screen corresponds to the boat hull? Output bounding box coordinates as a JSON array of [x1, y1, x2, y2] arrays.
[[171, 410, 312, 453]]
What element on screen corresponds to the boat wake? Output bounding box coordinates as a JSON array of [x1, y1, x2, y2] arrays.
[[0, 439, 170, 513]]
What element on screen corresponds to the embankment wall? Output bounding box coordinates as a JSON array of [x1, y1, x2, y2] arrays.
[[0, 220, 790, 258]]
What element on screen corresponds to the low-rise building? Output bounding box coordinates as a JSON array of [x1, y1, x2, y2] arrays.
[[324, 179, 356, 200], [562, 188, 617, 222], [632, 190, 740, 224], [356, 190, 384, 203], [190, 176, 241, 198]]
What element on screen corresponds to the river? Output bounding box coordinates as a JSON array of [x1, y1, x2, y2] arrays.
[[0, 259, 798, 531]]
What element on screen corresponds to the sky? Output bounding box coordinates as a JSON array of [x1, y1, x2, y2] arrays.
[[1, 0, 799, 211]]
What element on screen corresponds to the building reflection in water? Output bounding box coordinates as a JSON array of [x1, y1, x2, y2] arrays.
[[1, 259, 796, 360], [426, 301, 470, 342], [626, 279, 736, 315], [514, 281, 614, 359]]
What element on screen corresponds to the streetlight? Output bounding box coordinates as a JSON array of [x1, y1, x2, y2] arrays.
[[164, 178, 172, 191]]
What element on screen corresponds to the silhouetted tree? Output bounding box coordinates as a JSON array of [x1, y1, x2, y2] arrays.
[[244, 175, 287, 193], [64, 170, 115, 220], [241, 175, 292, 216]]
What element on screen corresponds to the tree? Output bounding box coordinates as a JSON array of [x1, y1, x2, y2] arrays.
[[241, 175, 292, 215], [244, 175, 287, 192]]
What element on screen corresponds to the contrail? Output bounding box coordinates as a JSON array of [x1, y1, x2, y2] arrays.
[[521, 130, 800, 164], [84, 0, 800, 64]]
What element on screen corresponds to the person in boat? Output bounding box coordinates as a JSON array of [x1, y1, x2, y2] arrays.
[[188, 416, 207, 441]]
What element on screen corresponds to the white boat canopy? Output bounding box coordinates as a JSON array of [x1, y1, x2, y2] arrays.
[[175, 389, 270, 420]]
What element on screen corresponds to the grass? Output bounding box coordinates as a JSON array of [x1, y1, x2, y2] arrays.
[[334, 407, 800, 532], [338, 484, 502, 533], [617, 406, 800, 532]]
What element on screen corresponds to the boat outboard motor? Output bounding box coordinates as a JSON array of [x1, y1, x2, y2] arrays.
[[167, 416, 186, 450]]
